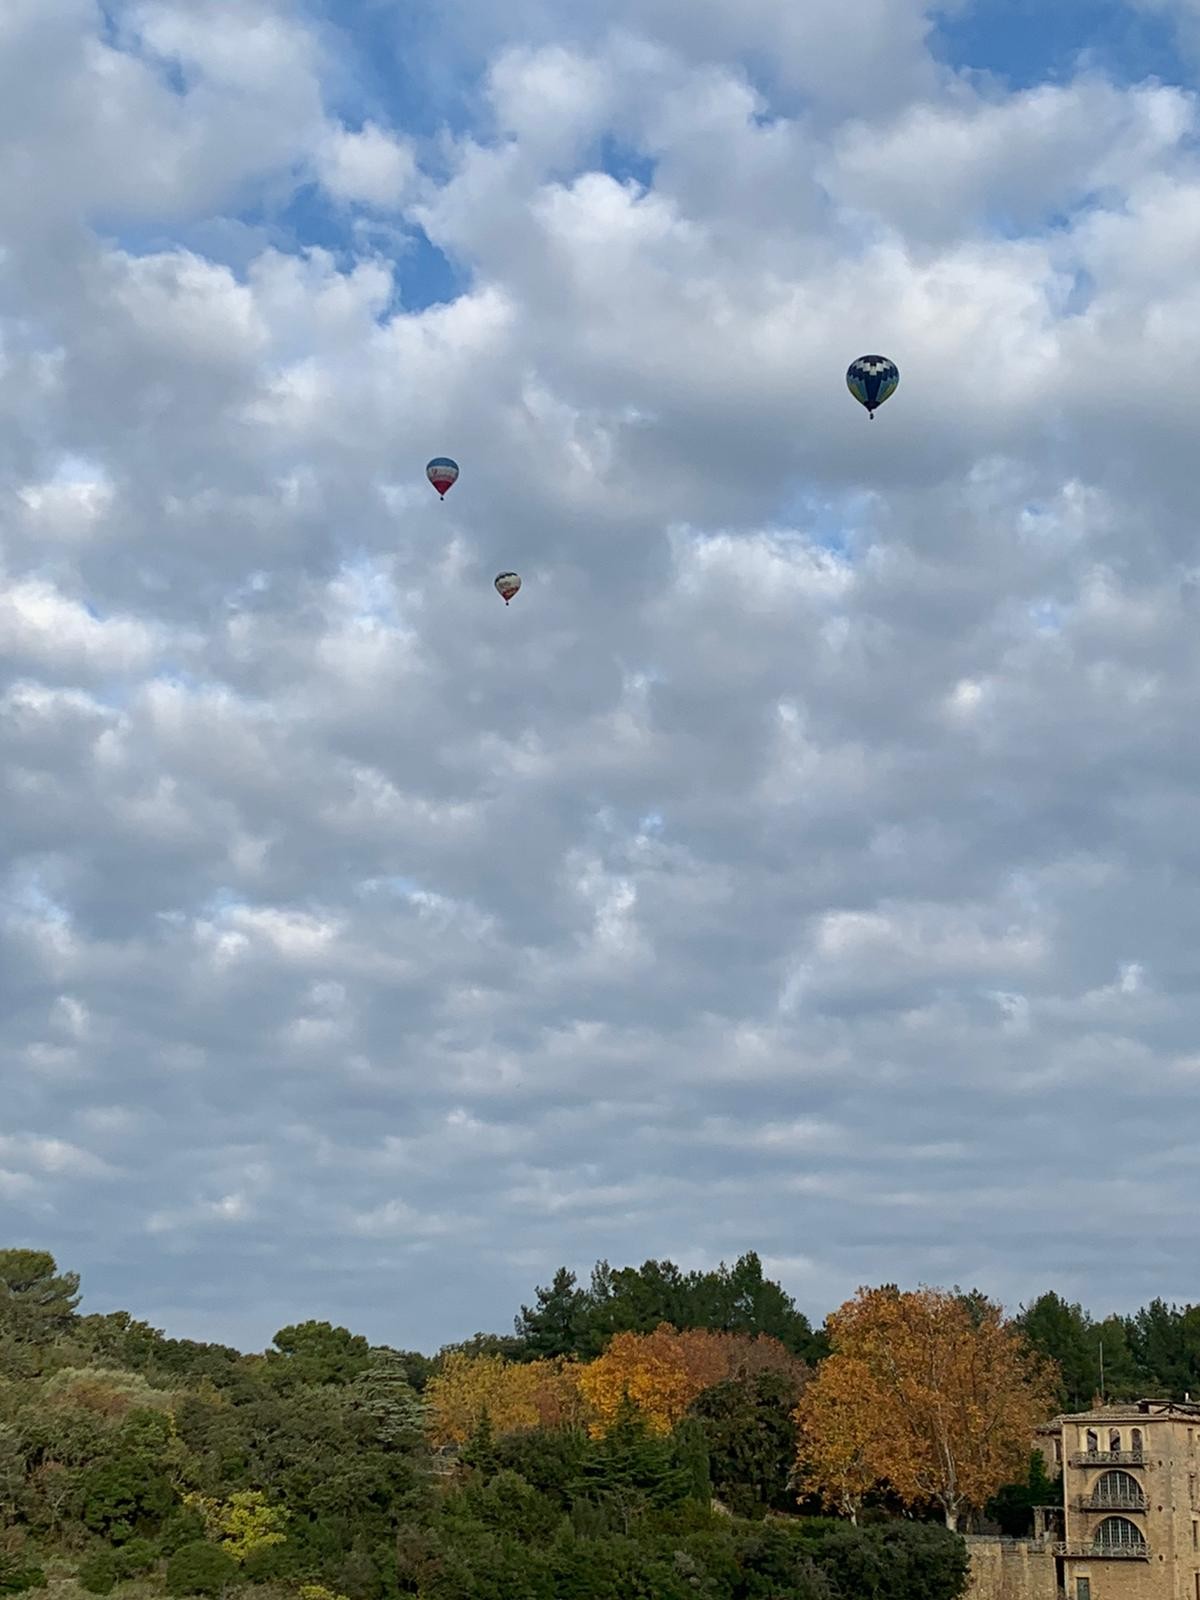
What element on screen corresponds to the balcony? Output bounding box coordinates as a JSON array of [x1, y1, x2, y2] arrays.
[[1077, 1495, 1147, 1513], [1053, 1542, 1150, 1561], [1069, 1451, 1146, 1467]]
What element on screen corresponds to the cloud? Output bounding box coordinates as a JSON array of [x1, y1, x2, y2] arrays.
[[3, 0, 1200, 1353]]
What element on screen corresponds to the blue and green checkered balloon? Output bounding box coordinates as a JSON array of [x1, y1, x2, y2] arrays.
[[847, 355, 899, 418]]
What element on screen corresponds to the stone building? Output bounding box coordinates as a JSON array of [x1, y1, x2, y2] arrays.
[[968, 1398, 1200, 1600]]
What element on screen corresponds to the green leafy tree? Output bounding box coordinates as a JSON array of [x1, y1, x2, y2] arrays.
[[986, 1451, 1063, 1537], [165, 1541, 238, 1597], [691, 1369, 801, 1516], [266, 1322, 372, 1390], [77, 1552, 120, 1595]]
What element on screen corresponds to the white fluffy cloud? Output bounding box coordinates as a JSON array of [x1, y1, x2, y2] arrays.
[[2, 0, 1199, 1352]]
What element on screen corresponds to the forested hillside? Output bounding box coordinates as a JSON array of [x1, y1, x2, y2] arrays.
[[1, 1247, 1195, 1600]]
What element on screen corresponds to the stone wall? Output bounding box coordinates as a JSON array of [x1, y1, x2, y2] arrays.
[[963, 1536, 1059, 1600]]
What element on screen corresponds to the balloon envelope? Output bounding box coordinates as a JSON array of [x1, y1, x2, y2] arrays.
[[846, 356, 899, 414], [495, 571, 521, 604], [426, 457, 459, 496]]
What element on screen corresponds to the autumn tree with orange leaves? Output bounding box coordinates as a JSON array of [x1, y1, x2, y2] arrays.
[[577, 1324, 805, 1437], [795, 1286, 1057, 1530], [423, 1353, 584, 1446]]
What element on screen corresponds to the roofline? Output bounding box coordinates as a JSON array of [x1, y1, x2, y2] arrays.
[[1049, 1398, 1200, 1423]]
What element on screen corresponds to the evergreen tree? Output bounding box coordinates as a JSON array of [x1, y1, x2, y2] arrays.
[[1017, 1293, 1097, 1408], [515, 1269, 590, 1359], [351, 1349, 426, 1449]]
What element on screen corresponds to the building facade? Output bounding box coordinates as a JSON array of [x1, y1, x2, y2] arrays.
[[1029, 1399, 1200, 1600]]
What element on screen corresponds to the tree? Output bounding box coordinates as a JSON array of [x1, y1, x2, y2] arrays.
[[184, 1489, 289, 1563], [1093, 1314, 1140, 1402], [0, 1251, 80, 1345], [793, 1355, 885, 1522], [266, 1322, 372, 1389], [1016, 1293, 1097, 1409], [576, 1324, 800, 1438], [696, 1253, 820, 1359], [351, 1349, 426, 1450], [424, 1354, 582, 1446], [797, 1286, 1057, 1530], [1127, 1299, 1200, 1397], [986, 1450, 1063, 1537], [515, 1270, 590, 1359], [165, 1541, 238, 1597], [692, 1369, 804, 1517]]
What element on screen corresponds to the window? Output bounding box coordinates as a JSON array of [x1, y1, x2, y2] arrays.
[[1131, 1428, 1143, 1456], [1110, 1428, 1122, 1452], [1092, 1471, 1145, 1508], [1076, 1580, 1090, 1600], [1086, 1428, 1099, 1453], [1193, 1521, 1197, 1552], [1093, 1516, 1147, 1554], [1054, 1437, 1063, 1464]]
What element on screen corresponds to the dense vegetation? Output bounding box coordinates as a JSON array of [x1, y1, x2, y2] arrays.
[[0, 1248, 1190, 1600]]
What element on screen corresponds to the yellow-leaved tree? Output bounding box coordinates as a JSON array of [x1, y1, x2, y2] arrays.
[[795, 1286, 1057, 1530], [792, 1352, 886, 1523], [182, 1490, 288, 1562], [423, 1354, 583, 1446]]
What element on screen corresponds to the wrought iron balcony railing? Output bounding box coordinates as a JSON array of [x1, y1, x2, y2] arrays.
[[1053, 1542, 1149, 1561], [1077, 1495, 1147, 1513], [1069, 1451, 1147, 1467]]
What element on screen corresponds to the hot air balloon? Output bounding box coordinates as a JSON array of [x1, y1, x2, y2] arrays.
[[495, 572, 521, 605], [426, 457, 459, 498], [846, 356, 899, 419]]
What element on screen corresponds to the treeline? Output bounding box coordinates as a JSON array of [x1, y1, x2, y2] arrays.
[[0, 1249, 969, 1600], [4, 1246, 1195, 1600], [1015, 1291, 1200, 1410]]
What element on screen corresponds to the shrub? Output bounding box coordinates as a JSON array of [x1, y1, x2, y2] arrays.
[[77, 1552, 120, 1595], [115, 1539, 158, 1578], [165, 1541, 238, 1597]]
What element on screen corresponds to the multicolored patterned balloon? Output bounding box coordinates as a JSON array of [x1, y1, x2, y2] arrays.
[[494, 572, 521, 605], [846, 356, 899, 418], [426, 457, 459, 497]]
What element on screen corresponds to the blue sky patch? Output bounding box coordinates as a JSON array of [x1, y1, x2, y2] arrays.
[[932, 0, 1185, 89]]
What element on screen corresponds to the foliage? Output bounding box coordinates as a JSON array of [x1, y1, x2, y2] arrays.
[[265, 1323, 372, 1391], [77, 1551, 120, 1594], [986, 1450, 1063, 1537], [516, 1252, 821, 1362], [424, 1354, 583, 1445], [184, 1489, 288, 1562], [579, 1324, 802, 1438], [797, 1286, 1057, 1529], [164, 1540, 238, 1597], [0, 1251, 81, 1348], [691, 1368, 804, 1516], [0, 1552, 46, 1596]]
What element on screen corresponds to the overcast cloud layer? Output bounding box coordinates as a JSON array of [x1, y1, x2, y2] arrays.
[[4, 0, 1200, 1353]]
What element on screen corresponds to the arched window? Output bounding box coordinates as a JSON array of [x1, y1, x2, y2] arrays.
[[1109, 1428, 1122, 1452], [1131, 1428, 1143, 1456], [1093, 1471, 1145, 1509], [1093, 1517, 1146, 1553], [1086, 1428, 1099, 1452]]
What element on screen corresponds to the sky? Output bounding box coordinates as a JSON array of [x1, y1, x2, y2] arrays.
[[4, 0, 1200, 1356]]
